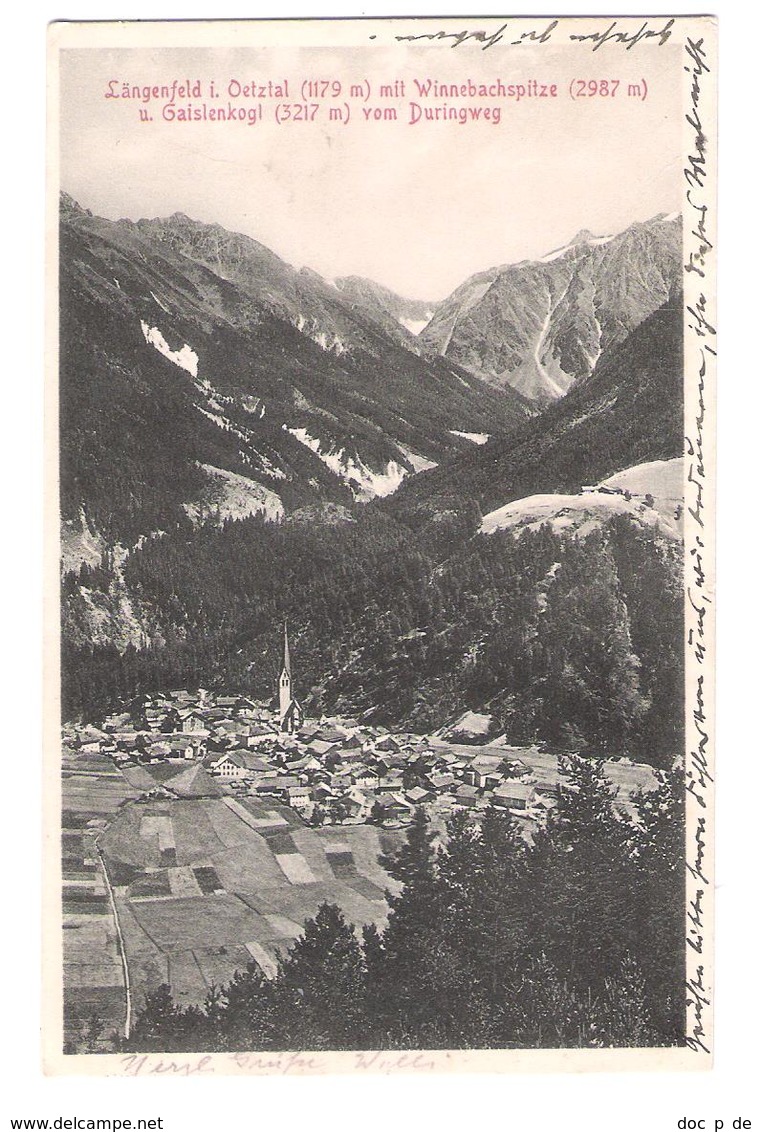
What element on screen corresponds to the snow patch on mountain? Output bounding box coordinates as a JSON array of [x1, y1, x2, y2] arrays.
[[149, 290, 171, 314], [450, 430, 489, 445], [480, 458, 684, 542], [352, 461, 408, 500], [541, 230, 613, 262], [197, 407, 229, 431], [315, 329, 347, 355], [140, 321, 199, 377], [396, 444, 438, 472], [240, 395, 266, 419], [251, 451, 287, 481], [285, 426, 408, 500], [540, 241, 577, 264], [294, 315, 348, 356], [399, 315, 431, 336]]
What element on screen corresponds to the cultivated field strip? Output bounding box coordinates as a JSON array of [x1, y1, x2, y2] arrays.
[[65, 754, 406, 1017], [60, 753, 138, 1051]]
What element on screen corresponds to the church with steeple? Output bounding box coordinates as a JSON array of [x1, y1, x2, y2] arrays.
[[278, 623, 303, 733]]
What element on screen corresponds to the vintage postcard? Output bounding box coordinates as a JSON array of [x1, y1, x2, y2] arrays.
[[44, 15, 716, 1075]]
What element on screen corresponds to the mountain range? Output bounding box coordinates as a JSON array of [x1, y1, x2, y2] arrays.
[[60, 193, 530, 553], [391, 299, 683, 522], [419, 214, 681, 401], [59, 195, 685, 757]]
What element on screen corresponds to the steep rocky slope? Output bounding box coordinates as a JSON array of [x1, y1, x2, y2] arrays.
[[420, 215, 681, 401], [60, 195, 531, 556], [391, 300, 683, 519]]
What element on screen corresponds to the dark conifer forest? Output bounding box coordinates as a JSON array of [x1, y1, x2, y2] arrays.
[[62, 505, 683, 769]]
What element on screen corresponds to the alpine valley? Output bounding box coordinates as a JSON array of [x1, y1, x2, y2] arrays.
[[60, 196, 685, 768]]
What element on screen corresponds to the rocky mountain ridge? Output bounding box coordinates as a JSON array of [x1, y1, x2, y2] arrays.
[[419, 214, 681, 401], [134, 211, 430, 353], [391, 300, 684, 521], [60, 194, 531, 561]]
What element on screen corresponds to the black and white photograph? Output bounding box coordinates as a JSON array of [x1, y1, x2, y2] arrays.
[[45, 15, 716, 1073]]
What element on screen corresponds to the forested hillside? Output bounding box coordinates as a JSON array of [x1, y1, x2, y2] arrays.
[[60, 197, 530, 549], [63, 500, 682, 768]]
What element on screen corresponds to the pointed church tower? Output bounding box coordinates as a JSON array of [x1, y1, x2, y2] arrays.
[[278, 622, 292, 729], [278, 623, 303, 733]]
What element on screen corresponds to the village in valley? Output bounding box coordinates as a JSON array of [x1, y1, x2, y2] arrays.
[[61, 628, 658, 1053], [64, 627, 655, 832]]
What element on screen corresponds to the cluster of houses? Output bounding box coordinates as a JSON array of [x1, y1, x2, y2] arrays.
[[62, 687, 558, 828]]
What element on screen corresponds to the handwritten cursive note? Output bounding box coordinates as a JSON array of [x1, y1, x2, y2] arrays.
[[393, 17, 674, 52], [682, 29, 716, 1060], [120, 1054, 216, 1077]]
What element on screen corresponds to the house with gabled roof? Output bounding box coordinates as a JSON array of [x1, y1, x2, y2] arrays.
[[313, 783, 336, 803], [209, 753, 248, 779], [167, 690, 196, 705], [375, 735, 400, 753], [287, 785, 312, 811], [298, 757, 325, 776], [337, 734, 362, 751], [223, 750, 274, 775], [102, 711, 132, 732], [215, 695, 242, 710], [163, 736, 200, 759], [462, 755, 507, 790], [373, 773, 404, 792], [351, 768, 378, 788], [375, 793, 414, 821], [492, 782, 536, 811], [427, 772, 459, 793], [77, 725, 107, 751], [247, 723, 279, 746], [305, 738, 336, 757], [213, 719, 250, 738], [178, 712, 209, 737], [405, 785, 434, 806]]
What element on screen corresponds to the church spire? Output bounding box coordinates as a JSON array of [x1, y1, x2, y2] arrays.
[[282, 621, 291, 678], [279, 620, 300, 732]]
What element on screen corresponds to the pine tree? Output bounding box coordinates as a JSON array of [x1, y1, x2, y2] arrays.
[[129, 984, 203, 1051], [526, 754, 638, 997], [275, 903, 368, 1049], [628, 765, 686, 1044]]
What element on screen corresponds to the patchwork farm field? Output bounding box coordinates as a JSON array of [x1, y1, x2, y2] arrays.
[[101, 796, 404, 1012], [60, 735, 658, 1047], [61, 750, 139, 1051]]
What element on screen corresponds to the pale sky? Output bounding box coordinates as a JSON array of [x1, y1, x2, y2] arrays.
[[59, 39, 682, 300]]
